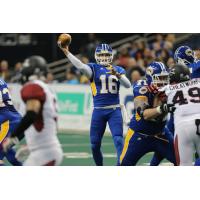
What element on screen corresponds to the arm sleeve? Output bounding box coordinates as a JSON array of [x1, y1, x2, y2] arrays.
[[117, 66, 131, 88], [119, 75, 131, 88], [11, 111, 38, 140], [67, 52, 93, 79]]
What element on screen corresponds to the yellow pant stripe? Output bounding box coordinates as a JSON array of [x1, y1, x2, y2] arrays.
[[0, 120, 9, 143], [120, 128, 135, 163], [90, 81, 97, 96], [135, 96, 148, 101], [135, 111, 141, 121]]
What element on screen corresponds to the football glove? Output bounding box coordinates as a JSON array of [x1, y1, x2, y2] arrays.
[[107, 65, 122, 79], [2, 137, 19, 153], [157, 103, 176, 114]]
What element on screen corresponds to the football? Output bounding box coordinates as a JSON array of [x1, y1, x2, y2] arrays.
[[57, 33, 72, 48]]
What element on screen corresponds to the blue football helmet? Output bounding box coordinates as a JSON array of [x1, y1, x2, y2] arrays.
[[146, 62, 169, 88], [174, 46, 195, 66], [95, 43, 113, 66]]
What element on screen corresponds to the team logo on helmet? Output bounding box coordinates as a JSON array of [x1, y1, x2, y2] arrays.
[[146, 67, 154, 76], [185, 49, 193, 57]]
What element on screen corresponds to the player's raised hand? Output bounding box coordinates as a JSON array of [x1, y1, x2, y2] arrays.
[[58, 45, 69, 56], [57, 33, 71, 56], [107, 65, 121, 79]]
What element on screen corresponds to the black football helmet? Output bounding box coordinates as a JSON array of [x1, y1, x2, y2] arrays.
[[21, 55, 48, 83], [169, 64, 191, 84]]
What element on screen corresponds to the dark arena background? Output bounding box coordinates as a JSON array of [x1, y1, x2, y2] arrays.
[[1, 33, 200, 165]]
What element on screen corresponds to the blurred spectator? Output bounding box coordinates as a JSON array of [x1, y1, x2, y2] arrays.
[[165, 34, 176, 44], [155, 34, 164, 44], [10, 62, 23, 83], [115, 33, 176, 82], [137, 59, 145, 68], [15, 62, 22, 72], [129, 41, 138, 57], [134, 39, 146, 60], [128, 66, 145, 83], [81, 56, 89, 64], [151, 34, 164, 51], [158, 49, 171, 63], [143, 48, 155, 65], [63, 67, 79, 85], [126, 58, 137, 69], [46, 72, 58, 84], [83, 33, 100, 62], [167, 57, 175, 69], [117, 44, 131, 67], [0, 60, 10, 82], [194, 49, 200, 60], [153, 41, 162, 57]]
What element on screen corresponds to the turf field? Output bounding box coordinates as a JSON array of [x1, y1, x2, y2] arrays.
[[4, 132, 171, 166], [58, 133, 170, 166]]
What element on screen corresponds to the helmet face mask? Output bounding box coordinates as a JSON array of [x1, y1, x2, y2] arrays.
[[95, 44, 113, 66], [152, 73, 169, 88], [146, 62, 169, 89], [177, 57, 191, 66]]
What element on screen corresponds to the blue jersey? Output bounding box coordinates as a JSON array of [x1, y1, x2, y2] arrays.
[[0, 79, 21, 143], [88, 63, 125, 107], [189, 60, 200, 78], [0, 79, 14, 110], [129, 80, 166, 135]]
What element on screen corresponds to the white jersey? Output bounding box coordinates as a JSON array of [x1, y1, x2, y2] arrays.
[[164, 78, 200, 126], [21, 80, 60, 151]]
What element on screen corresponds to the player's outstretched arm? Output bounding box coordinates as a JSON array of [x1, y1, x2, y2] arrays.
[[143, 103, 175, 120], [143, 107, 162, 120], [13, 99, 40, 137], [118, 75, 131, 88], [2, 99, 41, 152], [59, 46, 93, 79]]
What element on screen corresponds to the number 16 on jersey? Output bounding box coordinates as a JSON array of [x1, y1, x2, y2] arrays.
[[100, 75, 118, 94]]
